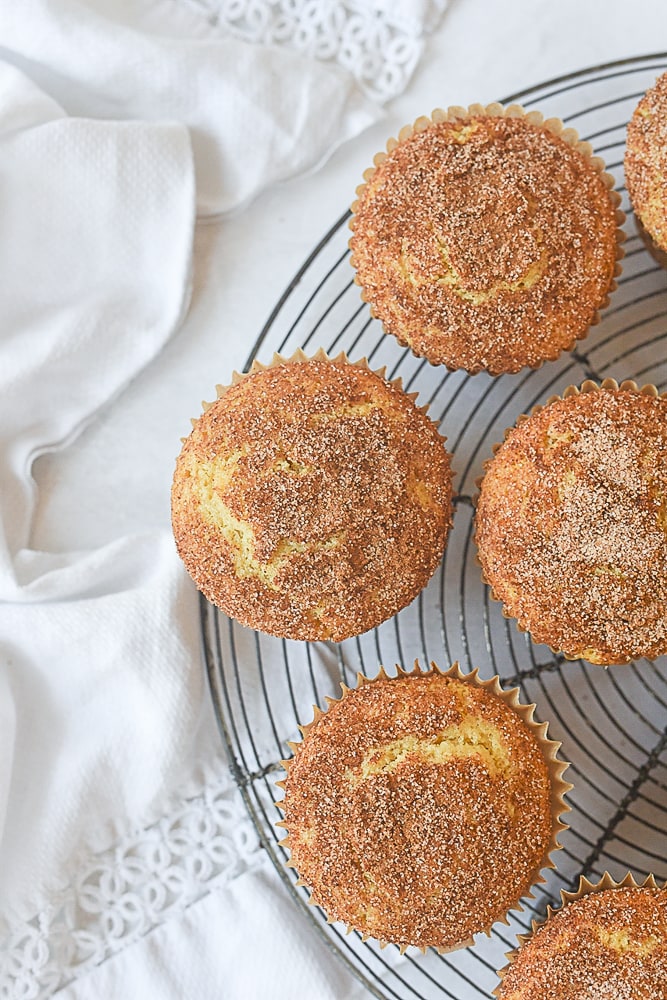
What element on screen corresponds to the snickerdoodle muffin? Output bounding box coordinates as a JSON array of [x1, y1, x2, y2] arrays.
[[496, 873, 667, 999], [171, 351, 453, 642], [475, 378, 667, 665], [625, 71, 667, 265], [277, 663, 570, 952], [349, 104, 623, 375]]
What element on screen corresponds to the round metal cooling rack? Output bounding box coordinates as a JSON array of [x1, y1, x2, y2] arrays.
[[204, 55, 667, 1000]]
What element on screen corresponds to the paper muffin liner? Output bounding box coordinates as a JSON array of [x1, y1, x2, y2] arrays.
[[275, 660, 572, 954], [348, 102, 626, 375], [494, 870, 667, 996], [473, 376, 664, 665], [174, 347, 455, 641]]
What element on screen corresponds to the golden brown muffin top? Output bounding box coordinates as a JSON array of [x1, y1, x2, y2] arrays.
[[280, 668, 560, 951], [625, 71, 667, 254], [171, 357, 452, 642], [497, 885, 667, 999], [475, 384, 667, 665], [350, 111, 620, 375]]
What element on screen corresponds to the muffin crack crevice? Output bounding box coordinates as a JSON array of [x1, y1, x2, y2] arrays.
[[345, 717, 514, 787]]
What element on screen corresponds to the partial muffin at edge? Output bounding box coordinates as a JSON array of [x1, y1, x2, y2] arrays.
[[625, 70, 667, 260], [496, 878, 667, 999], [171, 355, 453, 642], [475, 380, 667, 665], [278, 664, 569, 952], [349, 105, 622, 375]]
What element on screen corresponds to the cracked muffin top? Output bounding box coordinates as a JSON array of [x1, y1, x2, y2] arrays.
[[279, 665, 568, 951], [171, 355, 453, 641], [349, 106, 622, 375]]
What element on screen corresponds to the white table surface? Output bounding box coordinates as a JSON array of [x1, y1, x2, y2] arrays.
[[20, 1, 667, 997]]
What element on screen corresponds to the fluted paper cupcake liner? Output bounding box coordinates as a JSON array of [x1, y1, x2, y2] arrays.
[[276, 660, 572, 954]]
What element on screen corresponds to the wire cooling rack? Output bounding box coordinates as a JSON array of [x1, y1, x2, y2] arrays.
[[204, 55, 667, 1000]]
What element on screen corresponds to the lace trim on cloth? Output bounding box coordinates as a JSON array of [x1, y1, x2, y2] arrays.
[[0, 768, 261, 1000], [180, 0, 449, 102]]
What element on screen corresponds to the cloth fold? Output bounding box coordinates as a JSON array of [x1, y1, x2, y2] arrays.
[[0, 1, 446, 996], [0, 532, 223, 923], [0, 0, 382, 216], [0, 60, 198, 918], [0, 64, 196, 600]]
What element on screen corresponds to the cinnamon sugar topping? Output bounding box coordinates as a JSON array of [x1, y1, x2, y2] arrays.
[[475, 385, 667, 664], [497, 885, 667, 999], [280, 666, 568, 952], [350, 111, 620, 374]]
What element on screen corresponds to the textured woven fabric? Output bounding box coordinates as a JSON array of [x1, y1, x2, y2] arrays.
[[0, 2, 447, 996]]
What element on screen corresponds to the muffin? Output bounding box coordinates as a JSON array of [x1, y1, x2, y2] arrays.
[[475, 378, 667, 665], [625, 71, 667, 265], [277, 662, 571, 952], [496, 872, 667, 998], [349, 103, 623, 375], [171, 350, 453, 642]]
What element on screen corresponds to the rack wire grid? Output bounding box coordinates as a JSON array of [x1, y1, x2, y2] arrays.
[[204, 54, 667, 1000]]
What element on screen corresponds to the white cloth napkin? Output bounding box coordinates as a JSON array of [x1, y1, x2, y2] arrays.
[[0, 63, 195, 602], [0, 61, 197, 926], [0, 0, 380, 216], [57, 864, 374, 1000], [0, 1, 445, 996]]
